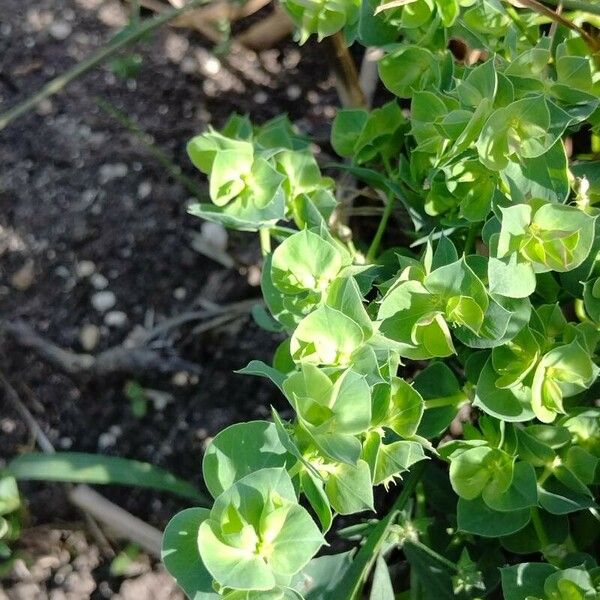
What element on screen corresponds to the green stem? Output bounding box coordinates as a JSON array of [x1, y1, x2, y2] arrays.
[[542, 0, 600, 16], [505, 4, 539, 45], [531, 506, 551, 551], [0, 0, 209, 131], [463, 225, 478, 256], [404, 539, 460, 573], [538, 466, 553, 486], [366, 194, 395, 262], [574, 299, 591, 323], [335, 462, 428, 600], [260, 228, 271, 256], [423, 391, 468, 410]]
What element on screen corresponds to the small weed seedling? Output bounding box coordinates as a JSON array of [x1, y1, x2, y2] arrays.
[[162, 1, 600, 598]]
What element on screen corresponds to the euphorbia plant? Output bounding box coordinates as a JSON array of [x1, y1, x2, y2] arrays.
[[162, 1, 600, 598]]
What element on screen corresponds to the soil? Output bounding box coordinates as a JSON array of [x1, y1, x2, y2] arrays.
[[0, 0, 339, 596]]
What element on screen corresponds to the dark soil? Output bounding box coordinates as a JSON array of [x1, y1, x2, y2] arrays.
[[0, 0, 338, 596]]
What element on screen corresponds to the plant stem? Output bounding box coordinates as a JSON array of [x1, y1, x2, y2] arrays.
[[404, 539, 460, 573], [0, 0, 209, 131], [423, 391, 468, 410], [463, 225, 478, 255], [542, 0, 600, 15], [505, 4, 539, 45], [324, 32, 366, 108], [260, 228, 271, 256], [531, 506, 551, 550], [574, 299, 590, 323], [335, 461, 428, 600], [366, 194, 395, 262], [505, 0, 600, 54]]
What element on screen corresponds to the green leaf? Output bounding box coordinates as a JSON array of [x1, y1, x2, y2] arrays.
[[457, 59, 497, 108], [209, 149, 253, 206], [501, 140, 569, 204], [325, 459, 374, 515], [0, 476, 19, 517], [292, 552, 352, 599], [473, 357, 535, 422], [290, 305, 365, 366], [162, 508, 218, 600], [448, 445, 513, 501], [488, 255, 536, 299], [326, 276, 372, 338], [369, 555, 394, 599], [500, 563, 556, 600], [237, 360, 287, 392], [272, 229, 343, 296], [8, 452, 207, 504], [538, 480, 597, 515], [202, 421, 294, 498], [187, 132, 252, 174], [331, 109, 368, 157], [381, 377, 424, 438], [373, 440, 427, 486], [300, 470, 333, 533], [199, 468, 324, 591], [476, 96, 554, 171], [403, 541, 454, 600], [457, 496, 530, 537], [482, 462, 538, 512], [414, 362, 464, 438], [378, 46, 441, 99]]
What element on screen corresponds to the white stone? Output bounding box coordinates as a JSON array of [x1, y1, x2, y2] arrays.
[[137, 180, 152, 199], [286, 85, 301, 100], [49, 21, 72, 40], [79, 324, 100, 351], [90, 273, 108, 290], [200, 221, 228, 251], [99, 163, 128, 184], [76, 260, 95, 278], [104, 310, 128, 328], [98, 432, 116, 449], [91, 291, 116, 312]]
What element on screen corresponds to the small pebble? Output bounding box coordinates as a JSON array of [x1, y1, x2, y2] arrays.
[[90, 273, 108, 290], [180, 56, 197, 74], [104, 310, 128, 328], [99, 163, 128, 184], [55, 265, 70, 279], [137, 180, 152, 199], [91, 291, 116, 312], [109, 424, 122, 437], [286, 85, 301, 100], [79, 324, 100, 351], [203, 55, 220, 75], [58, 437, 73, 449], [172, 371, 190, 387], [201, 221, 228, 251], [173, 287, 187, 301], [36, 99, 54, 116], [0, 418, 16, 434], [49, 21, 72, 40], [253, 91, 268, 104], [97, 432, 116, 449], [10, 259, 35, 291], [76, 260, 95, 278]]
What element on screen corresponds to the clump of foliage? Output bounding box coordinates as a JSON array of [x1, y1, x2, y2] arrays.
[[0, 474, 22, 568], [162, 1, 600, 598]]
